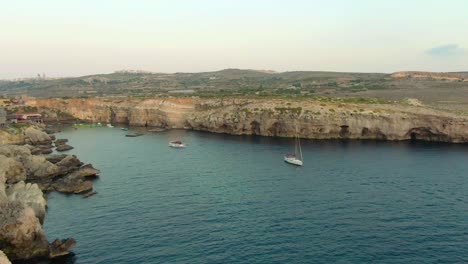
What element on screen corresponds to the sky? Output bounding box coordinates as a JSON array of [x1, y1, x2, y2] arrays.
[[1, 0, 467, 79]]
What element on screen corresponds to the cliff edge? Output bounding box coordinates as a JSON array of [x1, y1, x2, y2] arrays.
[[27, 97, 468, 143]]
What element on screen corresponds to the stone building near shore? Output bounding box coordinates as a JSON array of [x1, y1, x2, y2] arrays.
[[6, 112, 43, 124]]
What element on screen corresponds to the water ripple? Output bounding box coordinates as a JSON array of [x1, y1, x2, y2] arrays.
[[43, 128, 468, 264]]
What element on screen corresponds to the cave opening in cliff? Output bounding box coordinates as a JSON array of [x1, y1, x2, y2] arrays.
[[410, 132, 417, 141], [268, 122, 281, 136], [339, 125, 350, 138], [250, 121, 261, 135]]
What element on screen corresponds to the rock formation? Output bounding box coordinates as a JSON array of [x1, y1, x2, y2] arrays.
[[54, 138, 74, 152], [0, 126, 100, 262], [24, 127, 52, 145], [49, 238, 76, 259], [0, 155, 26, 184], [391, 71, 467, 81], [0, 202, 49, 260], [56, 144, 74, 152], [6, 182, 47, 224], [27, 97, 468, 143], [0, 161, 48, 260], [0, 250, 12, 264], [0, 130, 24, 145]]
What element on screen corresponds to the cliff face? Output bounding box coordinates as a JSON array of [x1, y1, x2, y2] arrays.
[[27, 97, 468, 143], [29, 98, 194, 128], [391, 71, 467, 81]]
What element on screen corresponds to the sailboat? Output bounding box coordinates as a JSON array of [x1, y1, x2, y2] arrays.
[[284, 130, 303, 166]]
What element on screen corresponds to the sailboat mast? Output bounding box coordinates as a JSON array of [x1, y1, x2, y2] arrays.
[[294, 134, 298, 155], [298, 136, 303, 161], [295, 123, 303, 161]]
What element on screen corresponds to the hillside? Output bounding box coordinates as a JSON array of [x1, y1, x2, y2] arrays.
[[1, 69, 468, 113]]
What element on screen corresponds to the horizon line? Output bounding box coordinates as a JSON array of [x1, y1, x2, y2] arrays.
[[2, 68, 468, 81]]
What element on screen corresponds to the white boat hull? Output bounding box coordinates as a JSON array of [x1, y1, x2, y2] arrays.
[[284, 156, 303, 166], [169, 143, 185, 148]]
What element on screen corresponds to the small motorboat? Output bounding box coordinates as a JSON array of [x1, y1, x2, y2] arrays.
[[125, 133, 144, 137], [169, 141, 185, 148], [121, 128, 128, 131], [107, 123, 114, 128]]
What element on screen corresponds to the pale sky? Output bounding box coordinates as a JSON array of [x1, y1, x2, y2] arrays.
[[1, 0, 467, 79]]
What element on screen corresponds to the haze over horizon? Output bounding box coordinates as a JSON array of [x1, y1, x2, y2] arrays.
[[1, 0, 468, 79]]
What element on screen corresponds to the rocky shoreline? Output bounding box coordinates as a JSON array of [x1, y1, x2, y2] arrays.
[[27, 97, 468, 144], [0, 125, 100, 263]]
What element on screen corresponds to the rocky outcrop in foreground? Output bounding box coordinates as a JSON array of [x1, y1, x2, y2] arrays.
[[0, 250, 12, 264], [0, 125, 100, 262], [28, 97, 468, 143]]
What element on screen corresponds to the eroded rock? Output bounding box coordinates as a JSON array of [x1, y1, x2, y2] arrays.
[[56, 155, 83, 174], [54, 139, 68, 146], [24, 127, 51, 145], [56, 144, 74, 152], [49, 238, 76, 259], [0, 155, 26, 184], [0, 145, 31, 160], [0, 126, 99, 262], [68, 164, 100, 178], [0, 202, 49, 260], [45, 154, 68, 164], [51, 175, 93, 194], [0, 250, 12, 264], [6, 182, 47, 224], [23, 155, 59, 180]]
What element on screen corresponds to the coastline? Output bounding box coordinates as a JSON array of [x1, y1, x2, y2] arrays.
[[26, 97, 468, 144], [0, 124, 100, 263]]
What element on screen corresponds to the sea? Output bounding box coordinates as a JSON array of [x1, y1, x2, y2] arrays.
[[41, 126, 467, 264]]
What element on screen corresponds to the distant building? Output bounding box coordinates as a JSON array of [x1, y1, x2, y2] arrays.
[[168, 89, 195, 94], [0, 108, 6, 126], [7, 112, 42, 124]]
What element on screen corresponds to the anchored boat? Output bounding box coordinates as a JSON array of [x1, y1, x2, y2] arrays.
[[169, 141, 185, 148], [284, 129, 303, 166], [125, 132, 143, 137]]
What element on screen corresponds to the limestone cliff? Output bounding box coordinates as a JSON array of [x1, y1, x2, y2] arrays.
[[27, 97, 468, 143], [391, 71, 467, 81]]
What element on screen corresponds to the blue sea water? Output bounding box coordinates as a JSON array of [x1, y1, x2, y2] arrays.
[[42, 127, 467, 264]]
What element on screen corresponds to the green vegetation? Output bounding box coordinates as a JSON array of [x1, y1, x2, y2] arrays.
[[312, 96, 391, 104], [2, 123, 32, 134], [7, 106, 38, 114], [0, 69, 388, 98], [274, 107, 302, 115], [1, 69, 467, 113]]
